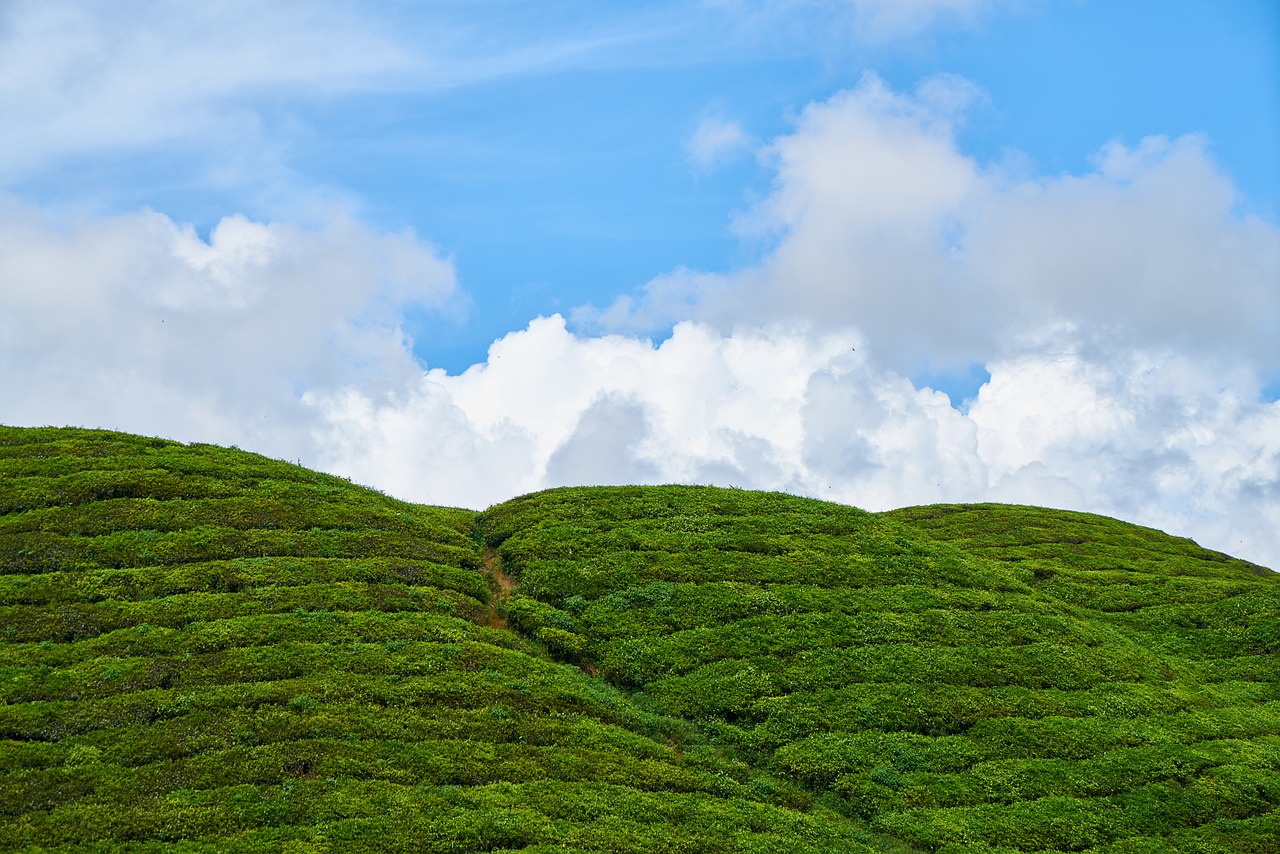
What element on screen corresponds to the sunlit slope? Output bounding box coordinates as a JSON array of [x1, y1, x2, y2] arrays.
[[0, 428, 881, 853], [4, 427, 1276, 853], [480, 487, 1280, 853]]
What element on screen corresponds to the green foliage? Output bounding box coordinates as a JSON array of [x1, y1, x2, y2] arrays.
[[0, 428, 877, 853], [3, 429, 1278, 852], [479, 485, 1280, 852]]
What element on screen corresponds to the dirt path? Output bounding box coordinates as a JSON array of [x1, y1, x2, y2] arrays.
[[479, 547, 517, 630]]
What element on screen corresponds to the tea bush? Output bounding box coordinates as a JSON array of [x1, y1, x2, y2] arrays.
[[479, 486, 1279, 852], [0, 428, 879, 853], [3, 429, 1277, 852]]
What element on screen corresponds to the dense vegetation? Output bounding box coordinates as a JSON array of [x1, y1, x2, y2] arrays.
[[2, 426, 1277, 852], [484, 490, 1279, 852]]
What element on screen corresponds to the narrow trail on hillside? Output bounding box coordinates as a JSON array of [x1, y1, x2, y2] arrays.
[[479, 546, 517, 630]]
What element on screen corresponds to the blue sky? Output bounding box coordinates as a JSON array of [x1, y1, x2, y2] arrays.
[[10, 0, 1278, 379], [2, 0, 1279, 568]]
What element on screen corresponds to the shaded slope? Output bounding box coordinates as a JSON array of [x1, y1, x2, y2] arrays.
[[479, 487, 1280, 853], [0, 428, 883, 853]]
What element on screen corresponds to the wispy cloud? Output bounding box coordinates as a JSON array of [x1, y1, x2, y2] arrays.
[[0, 0, 1031, 187], [844, 0, 1026, 41], [0, 1, 721, 191], [685, 115, 752, 170], [706, 0, 1028, 45], [0, 1, 411, 179]]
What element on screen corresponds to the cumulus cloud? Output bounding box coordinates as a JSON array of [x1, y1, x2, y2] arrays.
[[302, 316, 1280, 569], [970, 346, 1280, 567], [306, 317, 851, 506], [0, 196, 455, 460], [587, 73, 1280, 376]]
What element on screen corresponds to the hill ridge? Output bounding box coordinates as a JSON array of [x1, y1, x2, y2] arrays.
[[1, 426, 1277, 852]]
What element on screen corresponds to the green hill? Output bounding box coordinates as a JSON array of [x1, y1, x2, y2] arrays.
[[1, 426, 1276, 853]]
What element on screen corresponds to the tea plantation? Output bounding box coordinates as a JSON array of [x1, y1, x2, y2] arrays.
[[2, 426, 1277, 852]]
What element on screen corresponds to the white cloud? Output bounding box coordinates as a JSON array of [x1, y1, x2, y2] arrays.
[[588, 73, 1280, 375], [0, 0, 1039, 192], [2, 192, 1277, 567], [0, 1, 714, 195], [969, 346, 1280, 568], [0, 0, 415, 182], [302, 316, 1280, 569], [0, 196, 455, 460], [686, 115, 751, 170], [305, 315, 919, 507]]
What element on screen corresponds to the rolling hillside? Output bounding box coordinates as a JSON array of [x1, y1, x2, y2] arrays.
[[1, 426, 1276, 852]]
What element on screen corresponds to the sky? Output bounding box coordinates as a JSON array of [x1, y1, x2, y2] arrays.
[[2, 0, 1279, 568]]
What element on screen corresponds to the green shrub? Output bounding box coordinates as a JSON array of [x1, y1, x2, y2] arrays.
[[3, 429, 1277, 852]]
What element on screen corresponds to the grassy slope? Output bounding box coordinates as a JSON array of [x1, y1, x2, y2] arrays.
[[481, 489, 1279, 853], [0, 428, 878, 853], [1, 427, 1277, 853]]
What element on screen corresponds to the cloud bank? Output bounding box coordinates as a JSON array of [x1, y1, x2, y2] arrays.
[[302, 316, 1279, 569]]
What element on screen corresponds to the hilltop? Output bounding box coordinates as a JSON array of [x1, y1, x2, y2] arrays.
[[1, 426, 1276, 853]]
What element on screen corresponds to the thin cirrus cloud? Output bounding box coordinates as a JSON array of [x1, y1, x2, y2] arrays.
[[0, 0, 697, 191], [715, 0, 1027, 43], [846, 0, 1024, 40], [0, 1, 413, 181], [0, 0, 1021, 189]]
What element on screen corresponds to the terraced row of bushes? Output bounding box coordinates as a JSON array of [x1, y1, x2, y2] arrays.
[[0, 428, 885, 853], [3, 427, 1277, 851], [480, 487, 1280, 852]]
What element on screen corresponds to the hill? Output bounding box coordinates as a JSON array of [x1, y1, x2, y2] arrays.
[[1, 426, 1276, 852]]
